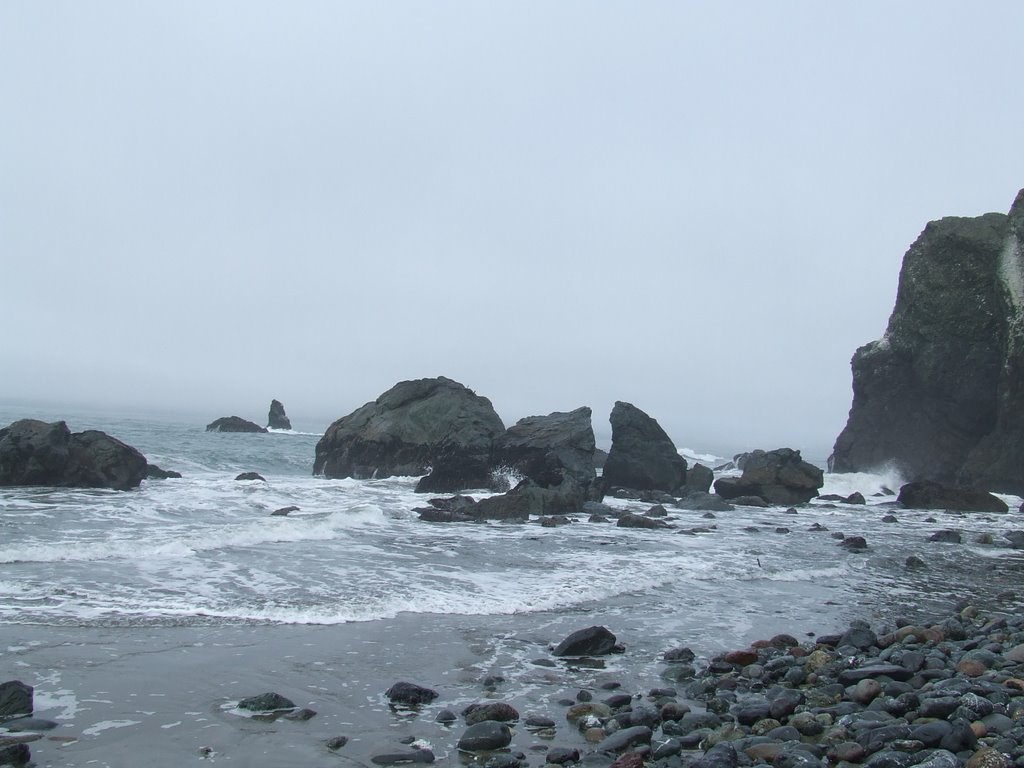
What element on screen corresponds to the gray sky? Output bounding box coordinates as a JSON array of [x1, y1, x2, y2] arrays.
[[3, 3, 1022, 460]]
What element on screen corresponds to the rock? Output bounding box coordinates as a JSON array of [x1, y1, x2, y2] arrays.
[[830, 190, 1024, 496], [546, 747, 580, 764], [0, 420, 149, 490], [271, 506, 300, 516], [314, 378, 504, 490], [691, 742, 739, 768], [238, 692, 295, 711], [675, 492, 734, 511], [457, 720, 513, 752], [284, 708, 317, 721], [235, 472, 266, 481], [206, 416, 267, 433], [846, 492, 867, 504], [602, 402, 687, 493], [0, 743, 30, 767], [267, 399, 292, 430], [594, 725, 652, 753], [0, 681, 33, 718], [490, 407, 597, 495], [685, 464, 714, 493], [840, 536, 868, 550], [385, 682, 439, 706], [371, 750, 435, 765], [463, 702, 519, 725], [905, 555, 927, 569], [145, 464, 182, 479], [929, 529, 963, 543], [713, 449, 823, 504], [1004, 530, 1024, 548], [897, 481, 1008, 513], [617, 513, 671, 529], [553, 626, 618, 657], [467, 479, 578, 521]]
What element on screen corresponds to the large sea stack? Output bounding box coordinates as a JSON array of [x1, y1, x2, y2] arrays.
[[313, 377, 505, 485], [602, 401, 687, 493], [830, 188, 1024, 494], [267, 399, 291, 430]]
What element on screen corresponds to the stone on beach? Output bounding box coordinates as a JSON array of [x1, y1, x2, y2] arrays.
[[552, 626, 618, 657], [602, 401, 688, 493], [456, 720, 513, 751]]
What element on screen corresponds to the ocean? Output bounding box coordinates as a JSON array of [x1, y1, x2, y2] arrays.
[[2, 405, 1023, 767]]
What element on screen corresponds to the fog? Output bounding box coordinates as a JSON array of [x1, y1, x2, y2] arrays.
[[3, 2, 1023, 459]]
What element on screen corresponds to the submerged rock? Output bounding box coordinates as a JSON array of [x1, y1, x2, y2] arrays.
[[0, 420, 149, 491], [385, 682, 439, 706], [267, 399, 292, 430], [238, 692, 295, 711], [206, 416, 267, 433]]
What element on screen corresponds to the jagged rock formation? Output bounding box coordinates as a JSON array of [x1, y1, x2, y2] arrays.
[[206, 416, 267, 433], [0, 419, 149, 490], [714, 448, 823, 505], [314, 377, 505, 484], [267, 399, 292, 430], [831, 189, 1024, 494], [602, 402, 687, 493]]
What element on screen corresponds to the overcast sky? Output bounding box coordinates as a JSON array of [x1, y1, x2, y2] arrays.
[[2, 3, 1022, 459]]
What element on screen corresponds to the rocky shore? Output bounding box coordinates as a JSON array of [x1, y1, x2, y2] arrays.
[[5, 604, 1024, 768]]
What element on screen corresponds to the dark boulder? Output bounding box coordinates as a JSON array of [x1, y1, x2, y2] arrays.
[[206, 416, 267, 433], [489, 407, 597, 500], [897, 481, 1008, 512], [235, 472, 266, 482], [685, 463, 714, 494], [314, 378, 504, 490], [238, 692, 295, 711], [0, 681, 33, 718], [713, 449, 823, 504], [0, 743, 30, 767], [145, 464, 181, 480], [466, 479, 579, 521], [617, 513, 671, 530], [463, 702, 519, 725], [0, 420, 148, 491], [457, 720, 512, 752], [385, 682, 438, 707], [553, 626, 618, 657], [675, 492, 734, 512], [602, 402, 687, 493], [271, 506, 300, 516], [831, 189, 1024, 496], [267, 399, 292, 430]]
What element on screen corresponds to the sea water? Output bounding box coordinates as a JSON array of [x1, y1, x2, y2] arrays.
[[1, 405, 1023, 766]]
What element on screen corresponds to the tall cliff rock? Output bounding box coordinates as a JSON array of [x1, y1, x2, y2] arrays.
[[830, 188, 1024, 494]]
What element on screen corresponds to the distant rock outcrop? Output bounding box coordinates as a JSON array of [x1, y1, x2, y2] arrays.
[[314, 377, 505, 484], [267, 399, 292, 430], [714, 448, 823, 505], [602, 402, 687, 493], [831, 189, 1024, 494], [206, 416, 267, 433], [0, 419, 149, 490]]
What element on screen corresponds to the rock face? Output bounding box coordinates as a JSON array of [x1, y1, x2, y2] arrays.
[[831, 189, 1024, 494], [713, 448, 823, 504], [267, 399, 292, 430], [314, 378, 505, 485], [206, 416, 267, 433], [602, 402, 687, 493], [897, 481, 1009, 513], [0, 420, 149, 491]]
